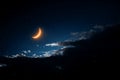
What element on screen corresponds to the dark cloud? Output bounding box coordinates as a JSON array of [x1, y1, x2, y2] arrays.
[[58, 25, 107, 47], [60, 24, 119, 65]]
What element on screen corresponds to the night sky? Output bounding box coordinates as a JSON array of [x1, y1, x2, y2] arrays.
[[0, 0, 120, 56]]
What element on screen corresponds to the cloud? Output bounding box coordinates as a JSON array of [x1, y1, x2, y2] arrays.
[[23, 51, 27, 54], [70, 25, 106, 41], [23, 50, 31, 54], [55, 25, 106, 47], [5, 53, 27, 58], [55, 66, 62, 70], [41, 49, 64, 57], [45, 43, 60, 47], [5, 48, 64, 58], [0, 64, 7, 67], [93, 25, 105, 31], [42, 52, 51, 57], [71, 32, 79, 36], [28, 50, 31, 53], [6, 50, 32, 58], [42, 25, 106, 58]]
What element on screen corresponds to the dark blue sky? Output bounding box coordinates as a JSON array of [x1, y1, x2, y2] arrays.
[[0, 0, 120, 55]]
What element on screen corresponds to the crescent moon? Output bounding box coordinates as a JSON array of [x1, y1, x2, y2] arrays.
[[32, 28, 42, 39]]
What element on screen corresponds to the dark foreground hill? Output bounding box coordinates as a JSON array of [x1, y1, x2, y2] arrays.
[[0, 24, 119, 79]]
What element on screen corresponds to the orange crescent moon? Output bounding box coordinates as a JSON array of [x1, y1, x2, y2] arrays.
[[32, 28, 42, 39]]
